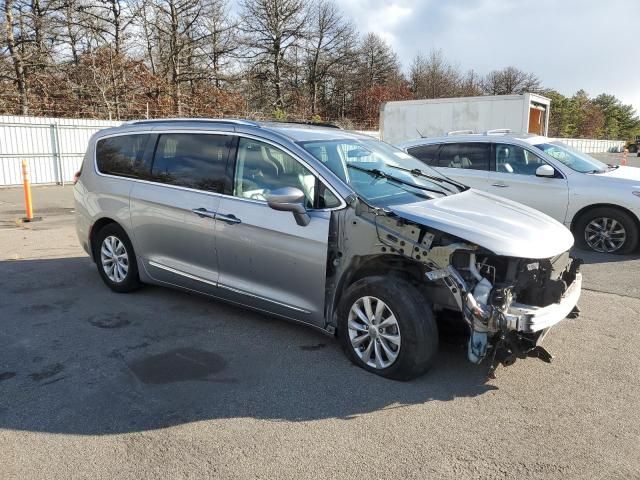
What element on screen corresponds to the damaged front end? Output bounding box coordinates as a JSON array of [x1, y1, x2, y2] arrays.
[[444, 250, 582, 377], [359, 207, 583, 377]]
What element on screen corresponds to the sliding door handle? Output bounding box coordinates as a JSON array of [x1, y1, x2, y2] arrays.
[[491, 183, 509, 188], [192, 207, 217, 219], [217, 213, 242, 225]]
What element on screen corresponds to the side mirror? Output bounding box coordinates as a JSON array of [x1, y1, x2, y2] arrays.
[[266, 187, 310, 226], [536, 164, 556, 178]]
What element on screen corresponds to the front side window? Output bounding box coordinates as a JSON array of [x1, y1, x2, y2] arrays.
[[96, 134, 150, 178], [234, 138, 340, 208], [494, 143, 547, 176], [534, 141, 608, 173], [439, 143, 490, 170], [151, 133, 231, 192]]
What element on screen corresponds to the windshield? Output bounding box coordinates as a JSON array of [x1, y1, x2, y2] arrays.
[[299, 137, 463, 207], [534, 141, 609, 173]]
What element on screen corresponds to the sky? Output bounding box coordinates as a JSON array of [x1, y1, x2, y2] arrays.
[[336, 0, 640, 112], [230, 0, 635, 113]]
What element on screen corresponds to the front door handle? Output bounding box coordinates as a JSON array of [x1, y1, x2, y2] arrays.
[[217, 213, 242, 225], [192, 207, 217, 219], [491, 183, 509, 188]]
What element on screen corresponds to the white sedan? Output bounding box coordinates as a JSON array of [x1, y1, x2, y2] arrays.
[[398, 133, 640, 254]]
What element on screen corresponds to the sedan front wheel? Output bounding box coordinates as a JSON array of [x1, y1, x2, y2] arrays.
[[575, 208, 639, 254]]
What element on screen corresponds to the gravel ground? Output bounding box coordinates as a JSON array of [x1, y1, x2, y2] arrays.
[[1, 184, 639, 480]]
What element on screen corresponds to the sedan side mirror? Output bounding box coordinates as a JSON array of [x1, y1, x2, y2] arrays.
[[536, 164, 556, 178], [267, 187, 310, 226]]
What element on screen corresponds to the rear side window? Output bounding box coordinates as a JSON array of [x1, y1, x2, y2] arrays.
[[96, 134, 150, 178], [151, 133, 232, 192], [407, 144, 440, 166], [439, 143, 490, 170]]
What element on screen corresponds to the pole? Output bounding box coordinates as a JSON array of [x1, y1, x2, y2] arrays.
[[21, 159, 33, 222], [53, 123, 64, 186]]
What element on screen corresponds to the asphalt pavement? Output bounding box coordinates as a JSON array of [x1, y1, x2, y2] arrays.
[[1, 179, 639, 479]]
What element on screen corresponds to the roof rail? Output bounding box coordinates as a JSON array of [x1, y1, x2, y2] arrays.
[[485, 128, 511, 135], [124, 118, 261, 127], [269, 120, 342, 129], [446, 129, 475, 136]]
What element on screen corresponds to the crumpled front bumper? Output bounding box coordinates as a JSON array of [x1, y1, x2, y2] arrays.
[[505, 273, 582, 333]]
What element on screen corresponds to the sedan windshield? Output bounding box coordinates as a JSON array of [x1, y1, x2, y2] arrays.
[[534, 141, 609, 173], [299, 138, 464, 207]]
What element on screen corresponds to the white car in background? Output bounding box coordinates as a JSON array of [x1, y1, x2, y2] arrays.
[[398, 132, 640, 254]]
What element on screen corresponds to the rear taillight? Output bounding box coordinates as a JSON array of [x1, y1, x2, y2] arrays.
[[73, 169, 82, 184]]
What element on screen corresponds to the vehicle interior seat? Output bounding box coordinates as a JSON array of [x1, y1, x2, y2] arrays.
[[449, 154, 472, 169], [497, 147, 514, 173], [237, 145, 279, 194]]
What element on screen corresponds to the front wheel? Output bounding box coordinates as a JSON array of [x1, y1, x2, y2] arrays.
[[337, 276, 438, 380], [574, 207, 639, 254]]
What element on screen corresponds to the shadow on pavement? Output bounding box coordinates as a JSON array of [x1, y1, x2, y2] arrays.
[[572, 247, 640, 265], [0, 256, 495, 435]]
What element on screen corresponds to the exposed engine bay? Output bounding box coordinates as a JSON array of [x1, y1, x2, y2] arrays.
[[328, 198, 583, 377]]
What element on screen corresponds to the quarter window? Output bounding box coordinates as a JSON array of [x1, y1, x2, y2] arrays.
[[494, 143, 547, 175], [151, 133, 232, 192], [96, 134, 150, 178], [407, 144, 440, 166], [439, 143, 490, 170], [234, 138, 340, 208]]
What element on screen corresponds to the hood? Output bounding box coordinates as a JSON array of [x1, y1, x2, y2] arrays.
[[388, 189, 574, 259], [597, 165, 640, 185]]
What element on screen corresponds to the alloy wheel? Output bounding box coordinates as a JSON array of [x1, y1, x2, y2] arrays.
[[100, 235, 129, 283], [584, 217, 627, 253], [348, 296, 401, 369]]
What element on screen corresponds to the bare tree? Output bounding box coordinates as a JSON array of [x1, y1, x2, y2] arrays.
[[150, 0, 208, 114], [55, 0, 84, 66], [357, 32, 400, 90], [482, 66, 541, 95], [304, 0, 354, 115], [458, 69, 483, 97], [2, 0, 59, 114], [3, 0, 30, 113], [202, 0, 238, 88], [409, 49, 461, 99], [240, 0, 308, 110]]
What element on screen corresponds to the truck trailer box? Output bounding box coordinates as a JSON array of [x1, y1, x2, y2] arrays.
[[380, 93, 550, 144]]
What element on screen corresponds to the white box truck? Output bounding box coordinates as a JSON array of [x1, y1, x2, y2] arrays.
[[380, 93, 550, 144]]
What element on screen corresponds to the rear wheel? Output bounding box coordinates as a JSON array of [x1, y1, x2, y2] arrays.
[[93, 223, 141, 292], [574, 207, 639, 254], [337, 276, 438, 380]]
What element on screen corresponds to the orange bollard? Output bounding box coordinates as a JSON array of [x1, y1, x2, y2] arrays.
[[622, 148, 628, 166], [21, 159, 34, 221]]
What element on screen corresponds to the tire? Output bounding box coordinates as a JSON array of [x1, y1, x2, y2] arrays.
[[337, 276, 438, 380], [93, 223, 142, 293], [574, 207, 639, 254]]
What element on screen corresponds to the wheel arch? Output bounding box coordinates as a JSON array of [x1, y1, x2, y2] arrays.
[[570, 203, 640, 234], [89, 217, 122, 262], [331, 254, 425, 320]]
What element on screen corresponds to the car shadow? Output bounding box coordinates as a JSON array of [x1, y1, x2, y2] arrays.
[[572, 247, 640, 265], [0, 256, 496, 436]]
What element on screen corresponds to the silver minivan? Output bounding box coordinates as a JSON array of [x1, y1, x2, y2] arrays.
[[75, 119, 582, 380]]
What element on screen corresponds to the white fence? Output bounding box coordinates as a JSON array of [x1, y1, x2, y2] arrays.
[[0, 116, 628, 186], [552, 137, 625, 154], [0, 115, 121, 186]]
